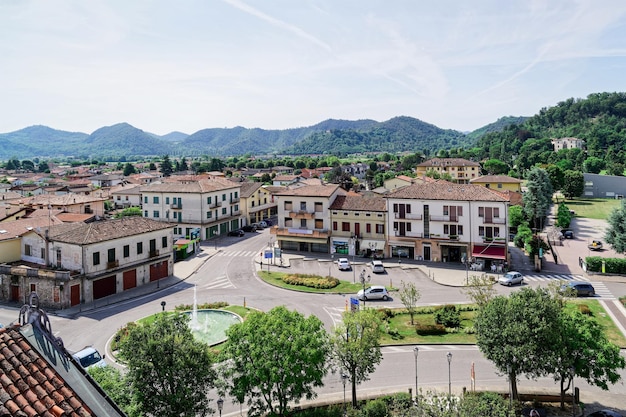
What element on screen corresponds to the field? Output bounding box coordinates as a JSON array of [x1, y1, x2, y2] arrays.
[[563, 197, 621, 220]]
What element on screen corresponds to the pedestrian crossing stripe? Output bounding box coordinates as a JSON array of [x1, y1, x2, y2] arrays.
[[217, 250, 256, 257], [522, 274, 586, 282], [199, 276, 236, 289]]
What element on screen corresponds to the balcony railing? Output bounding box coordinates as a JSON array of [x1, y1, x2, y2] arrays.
[[429, 215, 459, 222], [230, 197, 240, 204], [481, 217, 506, 224], [394, 213, 423, 220], [481, 236, 506, 244], [149, 250, 160, 258], [107, 260, 119, 268], [270, 227, 330, 238], [208, 202, 218, 208], [394, 231, 423, 238], [288, 210, 315, 219], [170, 203, 182, 209]]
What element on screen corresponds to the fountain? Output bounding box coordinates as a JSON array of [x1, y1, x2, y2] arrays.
[[186, 285, 242, 346]]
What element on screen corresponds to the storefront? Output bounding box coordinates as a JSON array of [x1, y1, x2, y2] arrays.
[[471, 244, 508, 270], [360, 239, 385, 258], [331, 238, 350, 255]]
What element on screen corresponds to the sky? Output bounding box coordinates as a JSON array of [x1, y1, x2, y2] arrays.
[[2, 1, 626, 136]]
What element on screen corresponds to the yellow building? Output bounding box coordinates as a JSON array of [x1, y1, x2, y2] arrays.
[[415, 158, 481, 184], [469, 175, 522, 192]]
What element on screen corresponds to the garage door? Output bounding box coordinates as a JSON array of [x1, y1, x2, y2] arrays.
[[123, 269, 137, 290], [93, 276, 116, 300], [149, 261, 168, 282]]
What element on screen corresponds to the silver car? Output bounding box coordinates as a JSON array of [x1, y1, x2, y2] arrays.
[[357, 285, 389, 301], [337, 258, 351, 271], [498, 271, 523, 286]]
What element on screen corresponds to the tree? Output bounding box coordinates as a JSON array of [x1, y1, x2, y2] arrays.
[[561, 170, 584, 199], [221, 306, 330, 417], [508, 205, 526, 231], [522, 167, 553, 230], [546, 164, 564, 191], [463, 275, 497, 309], [88, 366, 140, 417], [123, 162, 136, 176], [114, 207, 143, 218], [119, 313, 216, 417], [605, 199, 626, 253], [583, 156, 604, 174], [482, 158, 509, 175], [475, 287, 562, 400], [331, 308, 382, 407], [160, 155, 173, 177], [398, 281, 421, 325], [553, 309, 625, 409]]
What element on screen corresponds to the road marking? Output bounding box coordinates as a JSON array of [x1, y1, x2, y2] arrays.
[[198, 275, 235, 289]]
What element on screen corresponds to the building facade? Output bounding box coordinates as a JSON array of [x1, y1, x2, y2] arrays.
[[469, 175, 523, 192], [415, 158, 481, 184]]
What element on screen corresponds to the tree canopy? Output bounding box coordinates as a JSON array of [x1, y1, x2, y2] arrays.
[[605, 199, 626, 253]]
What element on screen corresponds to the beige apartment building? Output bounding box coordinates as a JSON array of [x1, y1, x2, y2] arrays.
[[416, 158, 481, 184]]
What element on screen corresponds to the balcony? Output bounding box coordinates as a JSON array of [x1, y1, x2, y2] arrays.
[[481, 236, 507, 244], [208, 201, 218, 208], [288, 210, 315, 220], [170, 202, 183, 209], [481, 217, 506, 224], [107, 260, 119, 268], [149, 250, 160, 258], [216, 201, 223, 207], [394, 231, 423, 238], [429, 215, 459, 222], [270, 227, 330, 239], [394, 212, 423, 220], [230, 197, 240, 204]]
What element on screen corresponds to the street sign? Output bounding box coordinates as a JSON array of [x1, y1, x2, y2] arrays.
[[350, 297, 359, 312], [264, 250, 273, 259]]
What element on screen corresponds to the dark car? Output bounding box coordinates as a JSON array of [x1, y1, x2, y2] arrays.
[[227, 229, 244, 237], [562, 230, 574, 239], [242, 224, 258, 232], [560, 281, 595, 297], [588, 411, 623, 417]]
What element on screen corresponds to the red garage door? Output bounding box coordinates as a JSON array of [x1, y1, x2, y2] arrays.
[[93, 276, 116, 300], [123, 269, 137, 290], [149, 261, 168, 282], [70, 284, 80, 306]]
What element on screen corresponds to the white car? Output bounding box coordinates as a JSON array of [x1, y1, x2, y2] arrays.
[[72, 347, 107, 369], [498, 271, 524, 286], [337, 258, 351, 271], [357, 285, 390, 301], [370, 260, 385, 274]]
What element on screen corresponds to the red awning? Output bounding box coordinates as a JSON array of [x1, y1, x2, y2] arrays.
[[174, 239, 192, 246], [472, 245, 506, 260]]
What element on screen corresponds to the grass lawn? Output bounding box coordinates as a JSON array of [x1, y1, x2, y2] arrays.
[[258, 270, 364, 294], [564, 300, 626, 347], [380, 308, 477, 345], [562, 198, 621, 220]]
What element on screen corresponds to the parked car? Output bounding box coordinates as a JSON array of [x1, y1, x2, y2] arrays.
[[253, 222, 265, 229], [258, 220, 269, 228], [242, 224, 258, 232], [588, 240, 603, 251], [357, 285, 389, 301], [588, 411, 623, 417], [562, 230, 574, 239], [227, 229, 244, 237], [560, 281, 596, 297], [262, 219, 272, 226], [337, 258, 351, 271], [72, 347, 106, 370], [370, 260, 385, 274], [498, 271, 524, 286]]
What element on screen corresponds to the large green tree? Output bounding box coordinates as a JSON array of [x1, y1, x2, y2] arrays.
[[221, 306, 330, 417], [475, 287, 562, 400], [88, 366, 140, 417], [605, 199, 626, 253], [561, 170, 584, 199], [522, 167, 553, 230], [482, 158, 509, 175], [119, 313, 216, 417], [160, 155, 174, 177], [331, 308, 383, 407]]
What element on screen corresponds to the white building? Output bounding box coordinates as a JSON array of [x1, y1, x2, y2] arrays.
[[385, 181, 510, 267]]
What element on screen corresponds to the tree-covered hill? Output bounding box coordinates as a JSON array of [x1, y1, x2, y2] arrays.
[[0, 125, 88, 159], [473, 92, 626, 176], [464, 116, 528, 141]]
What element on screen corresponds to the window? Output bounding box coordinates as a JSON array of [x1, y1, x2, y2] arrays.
[[366, 223, 371, 233], [207, 196, 212, 204], [497, 183, 502, 188], [137, 242, 143, 255], [41, 248, 45, 259], [153, 196, 159, 204], [144, 196, 148, 204], [300, 219, 307, 228], [443, 225, 463, 236], [222, 207, 227, 215], [300, 202, 306, 211], [285, 218, 293, 227], [443, 206, 449, 215], [342, 222, 350, 232], [314, 202, 323, 212], [494, 207, 500, 218], [107, 248, 116, 262], [376, 224, 384, 234], [144, 210, 148, 217], [315, 219, 323, 229], [123, 245, 130, 258], [393, 203, 398, 213], [333, 221, 338, 231], [284, 201, 293, 210], [234, 191, 238, 198], [162, 236, 168, 248], [93, 252, 100, 266], [478, 207, 484, 217], [234, 204, 239, 211], [25, 244, 31, 256], [166, 197, 170, 204], [207, 211, 212, 219], [354, 212, 360, 216], [153, 211, 160, 218], [222, 193, 226, 201]]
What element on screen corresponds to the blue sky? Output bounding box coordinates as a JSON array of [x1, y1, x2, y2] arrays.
[[2, 0, 626, 136]]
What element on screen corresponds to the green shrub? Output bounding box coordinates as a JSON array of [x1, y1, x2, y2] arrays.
[[174, 301, 229, 311], [434, 304, 461, 328], [578, 304, 592, 316], [361, 398, 387, 417], [281, 273, 340, 289], [415, 323, 447, 335], [585, 256, 626, 274]]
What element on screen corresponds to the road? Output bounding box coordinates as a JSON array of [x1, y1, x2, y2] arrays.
[[2, 227, 626, 414]]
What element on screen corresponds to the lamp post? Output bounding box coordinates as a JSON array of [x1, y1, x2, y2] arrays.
[[447, 351, 452, 397], [341, 373, 349, 416], [570, 367, 575, 417], [217, 397, 224, 417], [350, 236, 356, 284], [413, 347, 419, 403], [160, 300, 166, 312], [330, 254, 334, 279], [359, 269, 370, 309]]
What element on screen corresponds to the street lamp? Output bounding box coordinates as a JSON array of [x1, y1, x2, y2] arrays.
[[341, 373, 349, 416], [351, 236, 356, 284], [160, 300, 166, 312], [570, 367, 575, 417], [413, 347, 419, 403], [330, 254, 334, 279], [217, 397, 224, 417], [447, 351, 452, 397]]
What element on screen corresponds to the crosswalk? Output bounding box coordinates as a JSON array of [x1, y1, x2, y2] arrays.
[[196, 275, 236, 290], [216, 250, 258, 257], [520, 273, 613, 298]]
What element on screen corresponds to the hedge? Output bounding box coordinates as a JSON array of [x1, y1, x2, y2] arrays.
[[585, 256, 626, 274]]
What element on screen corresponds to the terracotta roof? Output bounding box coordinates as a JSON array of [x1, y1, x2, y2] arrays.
[[10, 194, 107, 206], [274, 184, 341, 197], [141, 178, 239, 193], [329, 194, 387, 212], [239, 182, 263, 198], [470, 175, 523, 184], [417, 158, 480, 167], [55, 212, 97, 223], [387, 181, 509, 202], [273, 175, 298, 181], [0, 297, 126, 416], [0, 217, 64, 242], [43, 217, 172, 245]]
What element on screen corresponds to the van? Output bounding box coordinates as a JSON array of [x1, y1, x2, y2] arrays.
[[370, 260, 385, 274], [72, 347, 107, 369]]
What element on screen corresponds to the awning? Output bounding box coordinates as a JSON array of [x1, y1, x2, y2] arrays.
[[472, 245, 506, 260], [175, 239, 193, 245], [361, 240, 386, 250]]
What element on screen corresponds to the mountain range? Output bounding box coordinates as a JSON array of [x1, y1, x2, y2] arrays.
[[0, 116, 526, 161]]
